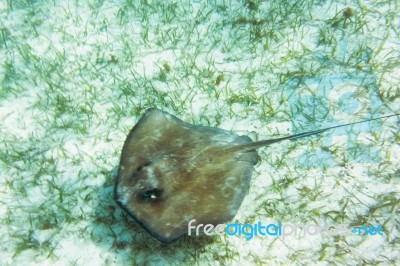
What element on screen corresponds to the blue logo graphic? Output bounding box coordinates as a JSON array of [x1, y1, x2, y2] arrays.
[[352, 225, 384, 236], [284, 70, 383, 168]]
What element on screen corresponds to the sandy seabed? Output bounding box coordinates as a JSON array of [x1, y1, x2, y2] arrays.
[[0, 0, 399, 265]]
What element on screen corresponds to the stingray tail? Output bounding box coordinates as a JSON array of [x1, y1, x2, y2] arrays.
[[237, 113, 399, 152]]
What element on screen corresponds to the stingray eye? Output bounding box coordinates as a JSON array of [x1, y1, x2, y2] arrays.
[[138, 188, 164, 203], [136, 161, 152, 172]]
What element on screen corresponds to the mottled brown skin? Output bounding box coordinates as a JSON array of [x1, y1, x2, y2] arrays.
[[115, 108, 257, 243], [114, 109, 399, 243]]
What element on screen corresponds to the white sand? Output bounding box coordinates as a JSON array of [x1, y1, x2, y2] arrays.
[[0, 0, 399, 265]]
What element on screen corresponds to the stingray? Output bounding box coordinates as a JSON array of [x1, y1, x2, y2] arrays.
[[114, 108, 398, 243]]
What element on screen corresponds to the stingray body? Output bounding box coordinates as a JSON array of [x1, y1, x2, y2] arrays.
[[114, 108, 398, 243]]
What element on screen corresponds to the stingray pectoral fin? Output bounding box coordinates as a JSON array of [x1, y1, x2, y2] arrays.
[[215, 159, 256, 221]]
